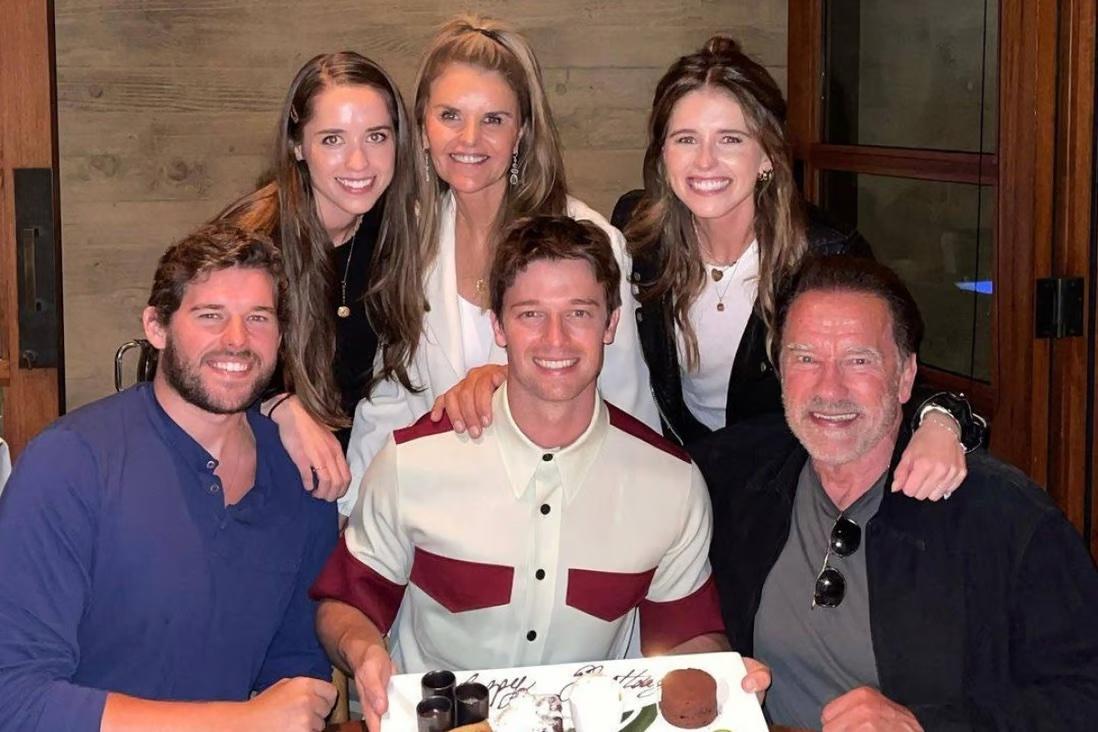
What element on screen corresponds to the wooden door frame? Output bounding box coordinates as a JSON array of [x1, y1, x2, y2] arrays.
[[0, 0, 63, 456], [1050, 0, 1097, 552], [993, 0, 1058, 485]]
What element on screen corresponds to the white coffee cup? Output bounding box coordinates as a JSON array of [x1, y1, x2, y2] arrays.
[[568, 674, 638, 732]]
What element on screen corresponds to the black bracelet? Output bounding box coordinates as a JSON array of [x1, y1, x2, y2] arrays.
[[912, 392, 987, 453], [266, 393, 293, 419]]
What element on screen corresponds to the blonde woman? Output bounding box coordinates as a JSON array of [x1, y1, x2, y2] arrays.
[[343, 15, 658, 513]]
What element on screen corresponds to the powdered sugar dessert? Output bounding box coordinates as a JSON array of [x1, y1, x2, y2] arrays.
[[493, 691, 564, 732]]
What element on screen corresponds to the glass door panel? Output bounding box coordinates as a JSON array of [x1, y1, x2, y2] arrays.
[[824, 0, 998, 152], [820, 172, 994, 381]]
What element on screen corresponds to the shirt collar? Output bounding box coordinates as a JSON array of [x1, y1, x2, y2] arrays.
[[803, 460, 887, 525], [143, 383, 218, 473], [493, 382, 609, 504], [141, 382, 273, 506]]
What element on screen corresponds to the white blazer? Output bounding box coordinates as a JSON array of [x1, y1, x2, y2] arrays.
[[342, 193, 659, 515]]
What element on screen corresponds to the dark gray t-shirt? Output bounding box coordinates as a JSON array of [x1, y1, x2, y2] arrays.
[[753, 463, 886, 729]]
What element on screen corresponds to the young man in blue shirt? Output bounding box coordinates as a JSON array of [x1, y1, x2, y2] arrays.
[[0, 222, 338, 731]]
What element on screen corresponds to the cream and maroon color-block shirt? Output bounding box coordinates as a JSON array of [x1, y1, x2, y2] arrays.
[[311, 385, 723, 673]]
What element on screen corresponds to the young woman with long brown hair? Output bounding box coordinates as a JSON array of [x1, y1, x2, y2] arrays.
[[218, 51, 419, 499], [615, 37, 982, 498]]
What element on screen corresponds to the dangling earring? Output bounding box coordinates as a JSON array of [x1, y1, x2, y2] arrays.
[[509, 151, 520, 186], [423, 150, 431, 185], [757, 168, 774, 184]]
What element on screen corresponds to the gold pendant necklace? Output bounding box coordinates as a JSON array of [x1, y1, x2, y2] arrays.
[[711, 259, 741, 312], [336, 215, 364, 319]]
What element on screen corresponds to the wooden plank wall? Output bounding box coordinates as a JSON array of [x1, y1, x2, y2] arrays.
[[55, 0, 786, 409]]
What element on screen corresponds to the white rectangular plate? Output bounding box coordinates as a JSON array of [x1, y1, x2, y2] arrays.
[[382, 651, 767, 731]]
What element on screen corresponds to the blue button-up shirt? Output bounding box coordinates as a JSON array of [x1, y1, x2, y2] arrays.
[[0, 383, 337, 731]]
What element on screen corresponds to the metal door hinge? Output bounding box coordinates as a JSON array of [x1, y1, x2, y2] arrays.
[[1035, 277, 1084, 338]]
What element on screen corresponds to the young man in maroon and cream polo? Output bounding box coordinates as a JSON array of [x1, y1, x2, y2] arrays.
[[312, 215, 770, 729]]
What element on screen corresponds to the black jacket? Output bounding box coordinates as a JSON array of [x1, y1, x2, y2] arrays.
[[612, 190, 872, 446], [691, 416, 1098, 731]]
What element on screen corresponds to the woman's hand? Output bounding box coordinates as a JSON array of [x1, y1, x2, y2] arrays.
[[429, 364, 508, 438], [892, 412, 966, 500], [268, 394, 351, 501]]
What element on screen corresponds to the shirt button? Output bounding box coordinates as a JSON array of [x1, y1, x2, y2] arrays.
[[540, 504, 550, 515], [526, 630, 537, 641], [206, 460, 217, 470], [542, 453, 553, 462], [535, 569, 546, 580], [208, 483, 220, 494]]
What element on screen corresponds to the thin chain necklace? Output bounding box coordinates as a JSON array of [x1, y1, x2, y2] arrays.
[[709, 257, 744, 312], [696, 221, 752, 309], [336, 215, 364, 319]]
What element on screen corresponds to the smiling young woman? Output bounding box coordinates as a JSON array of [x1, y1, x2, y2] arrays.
[[616, 36, 982, 499], [216, 52, 420, 499]]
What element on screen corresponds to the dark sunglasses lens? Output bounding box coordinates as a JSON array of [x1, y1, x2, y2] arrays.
[[814, 566, 846, 607], [830, 517, 861, 556]]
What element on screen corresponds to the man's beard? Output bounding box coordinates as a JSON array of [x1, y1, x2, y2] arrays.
[[784, 393, 901, 467], [159, 338, 272, 415]]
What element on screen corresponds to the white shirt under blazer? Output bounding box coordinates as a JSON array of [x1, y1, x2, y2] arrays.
[[312, 385, 723, 672], [342, 193, 660, 515]]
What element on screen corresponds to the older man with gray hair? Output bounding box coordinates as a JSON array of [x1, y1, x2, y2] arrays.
[[695, 255, 1098, 731]]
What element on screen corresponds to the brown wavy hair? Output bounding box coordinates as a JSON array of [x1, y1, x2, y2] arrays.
[[216, 52, 420, 425], [148, 222, 288, 329], [373, 14, 570, 384], [624, 36, 807, 371], [489, 215, 621, 322]]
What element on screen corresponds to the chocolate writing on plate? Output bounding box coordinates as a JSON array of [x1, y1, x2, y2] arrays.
[[463, 663, 660, 711], [564, 664, 660, 701], [463, 672, 537, 710]]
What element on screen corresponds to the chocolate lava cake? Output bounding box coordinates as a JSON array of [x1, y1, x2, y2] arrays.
[[658, 668, 718, 729]]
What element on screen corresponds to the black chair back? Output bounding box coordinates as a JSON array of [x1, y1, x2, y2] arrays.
[[114, 339, 158, 391]]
